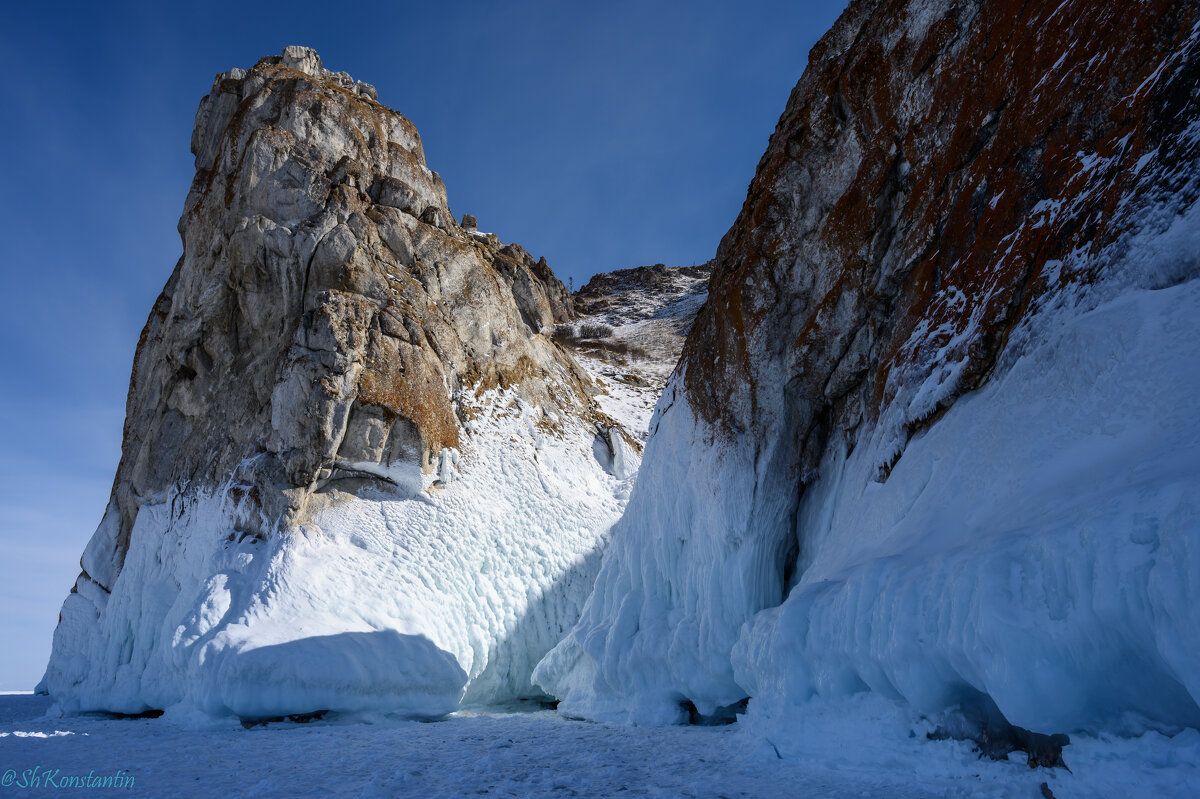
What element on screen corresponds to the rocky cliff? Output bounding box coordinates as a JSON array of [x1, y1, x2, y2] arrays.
[[537, 0, 1200, 736], [42, 47, 628, 718]]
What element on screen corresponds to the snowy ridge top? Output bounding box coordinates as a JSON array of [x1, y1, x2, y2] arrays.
[[557, 263, 711, 441], [573, 262, 712, 328]]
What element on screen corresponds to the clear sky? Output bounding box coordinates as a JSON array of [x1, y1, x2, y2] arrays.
[[0, 0, 848, 689]]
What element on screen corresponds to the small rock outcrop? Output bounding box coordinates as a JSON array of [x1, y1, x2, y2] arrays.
[[556, 262, 712, 447], [572, 262, 712, 322]]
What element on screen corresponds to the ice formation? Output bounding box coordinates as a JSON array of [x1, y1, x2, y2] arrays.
[[734, 220, 1200, 735], [45, 388, 634, 717]]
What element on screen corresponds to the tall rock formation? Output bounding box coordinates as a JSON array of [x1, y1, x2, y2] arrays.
[[537, 0, 1200, 736], [43, 47, 630, 718]]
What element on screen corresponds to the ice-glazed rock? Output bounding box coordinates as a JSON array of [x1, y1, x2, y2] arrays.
[[42, 47, 626, 718], [536, 0, 1200, 734]]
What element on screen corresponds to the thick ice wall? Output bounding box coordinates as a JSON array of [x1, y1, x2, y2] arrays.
[[735, 243, 1200, 733], [45, 385, 631, 717], [536, 379, 797, 723]]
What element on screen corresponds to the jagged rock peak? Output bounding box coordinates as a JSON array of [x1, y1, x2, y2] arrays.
[[80, 46, 586, 592]]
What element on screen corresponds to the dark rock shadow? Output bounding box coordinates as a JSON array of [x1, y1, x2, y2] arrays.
[[927, 691, 1071, 770]]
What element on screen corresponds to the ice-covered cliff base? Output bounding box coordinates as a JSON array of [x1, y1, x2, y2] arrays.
[[540, 204, 1200, 736], [736, 258, 1200, 734], [44, 390, 634, 719]]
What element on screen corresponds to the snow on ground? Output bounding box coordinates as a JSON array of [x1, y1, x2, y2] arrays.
[[1, 693, 1195, 798]]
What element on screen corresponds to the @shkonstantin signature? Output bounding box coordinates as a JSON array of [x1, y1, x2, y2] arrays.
[[3, 767, 134, 789]]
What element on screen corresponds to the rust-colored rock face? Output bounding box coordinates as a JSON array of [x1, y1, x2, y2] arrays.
[[684, 0, 1199, 477]]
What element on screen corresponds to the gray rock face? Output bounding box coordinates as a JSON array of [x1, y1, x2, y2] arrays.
[[81, 46, 587, 594]]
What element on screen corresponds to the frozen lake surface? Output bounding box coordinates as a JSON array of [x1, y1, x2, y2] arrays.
[[2, 693, 1196, 797]]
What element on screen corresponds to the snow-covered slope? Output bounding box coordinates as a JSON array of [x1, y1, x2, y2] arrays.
[[560, 263, 711, 439], [536, 0, 1200, 739], [41, 48, 628, 719]]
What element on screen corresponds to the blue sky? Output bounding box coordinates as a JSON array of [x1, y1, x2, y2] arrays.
[[0, 0, 847, 689]]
